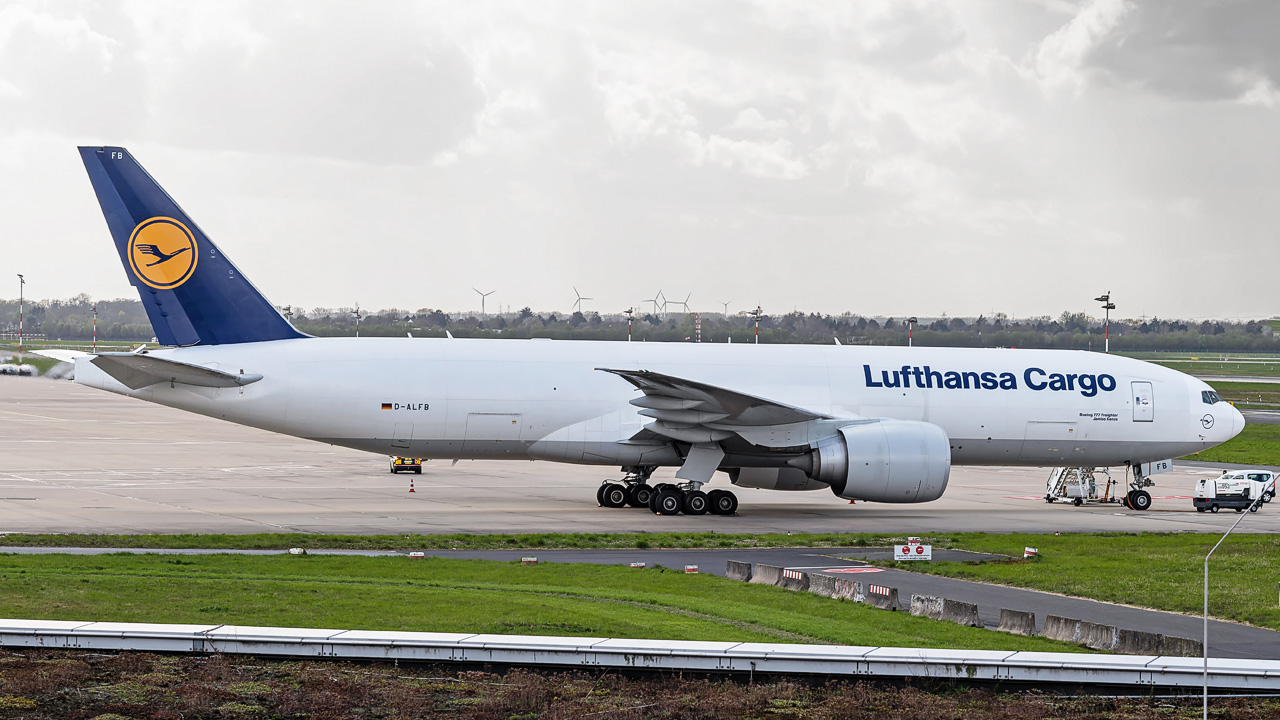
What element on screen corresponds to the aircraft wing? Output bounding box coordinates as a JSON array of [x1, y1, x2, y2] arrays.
[[90, 353, 263, 390], [597, 367, 833, 444]]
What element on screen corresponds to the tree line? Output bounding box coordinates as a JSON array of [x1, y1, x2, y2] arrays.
[[3, 296, 1276, 352]]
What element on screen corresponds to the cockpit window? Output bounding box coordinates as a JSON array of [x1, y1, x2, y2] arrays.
[[1202, 390, 1224, 404]]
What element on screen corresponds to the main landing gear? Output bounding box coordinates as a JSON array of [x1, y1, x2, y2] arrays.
[[596, 466, 738, 516], [1122, 464, 1154, 511]]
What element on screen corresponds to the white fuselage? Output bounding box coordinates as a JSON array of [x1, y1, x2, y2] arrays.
[[74, 337, 1243, 472]]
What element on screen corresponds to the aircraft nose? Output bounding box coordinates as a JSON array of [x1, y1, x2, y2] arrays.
[[1230, 403, 1245, 440]]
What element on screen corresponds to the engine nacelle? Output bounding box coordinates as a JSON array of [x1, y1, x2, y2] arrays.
[[806, 420, 951, 503], [728, 467, 827, 491]]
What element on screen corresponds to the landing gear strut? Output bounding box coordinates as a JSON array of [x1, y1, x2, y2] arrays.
[[1123, 464, 1154, 511]]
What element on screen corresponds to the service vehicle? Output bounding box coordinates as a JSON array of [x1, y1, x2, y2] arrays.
[[1194, 470, 1274, 513], [389, 457, 422, 474]]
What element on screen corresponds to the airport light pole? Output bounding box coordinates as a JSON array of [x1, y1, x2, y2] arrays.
[[16, 274, 25, 355], [749, 306, 762, 344], [907, 317, 918, 347], [624, 307, 634, 342], [1095, 292, 1115, 353], [1203, 495, 1261, 719], [92, 303, 97, 352], [353, 305, 361, 338]]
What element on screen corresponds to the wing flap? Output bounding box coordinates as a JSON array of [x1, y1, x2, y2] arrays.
[[90, 353, 263, 390]]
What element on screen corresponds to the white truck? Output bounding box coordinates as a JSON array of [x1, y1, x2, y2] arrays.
[[1193, 470, 1276, 513]]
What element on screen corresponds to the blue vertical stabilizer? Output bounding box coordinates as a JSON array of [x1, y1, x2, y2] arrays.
[[79, 146, 307, 346]]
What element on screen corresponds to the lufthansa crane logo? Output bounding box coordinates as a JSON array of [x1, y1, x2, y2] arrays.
[[1201, 414, 1215, 429], [128, 217, 198, 289]]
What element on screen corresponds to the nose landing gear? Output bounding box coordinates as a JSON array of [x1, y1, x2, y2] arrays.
[[1122, 464, 1155, 511]]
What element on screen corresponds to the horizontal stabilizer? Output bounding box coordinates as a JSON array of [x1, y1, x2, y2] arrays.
[[90, 353, 263, 390], [30, 349, 91, 364]]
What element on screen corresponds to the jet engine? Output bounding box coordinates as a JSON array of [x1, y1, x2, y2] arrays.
[[793, 420, 951, 503]]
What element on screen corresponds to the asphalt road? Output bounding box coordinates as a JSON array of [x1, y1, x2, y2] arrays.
[[3, 378, 1278, 535]]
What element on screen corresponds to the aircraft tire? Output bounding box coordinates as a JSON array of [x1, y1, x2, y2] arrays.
[[654, 489, 683, 516], [1132, 490, 1152, 511], [596, 484, 607, 506], [708, 490, 738, 516], [1210, 504, 1219, 513], [1122, 491, 1135, 509], [601, 483, 629, 509], [626, 484, 653, 508], [682, 490, 709, 515]]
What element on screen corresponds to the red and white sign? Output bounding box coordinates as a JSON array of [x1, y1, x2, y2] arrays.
[[629, 562, 646, 569], [893, 542, 932, 561], [684, 565, 699, 574], [1024, 547, 1038, 558], [825, 567, 884, 574]]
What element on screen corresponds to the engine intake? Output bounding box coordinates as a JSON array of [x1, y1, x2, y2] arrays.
[[802, 420, 951, 503]]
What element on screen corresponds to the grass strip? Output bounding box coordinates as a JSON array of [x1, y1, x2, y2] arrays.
[[1207, 380, 1280, 405], [873, 532, 1280, 630], [1181, 422, 1280, 465], [0, 554, 1076, 652]]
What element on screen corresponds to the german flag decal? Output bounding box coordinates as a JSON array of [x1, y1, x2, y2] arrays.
[[381, 403, 393, 410]]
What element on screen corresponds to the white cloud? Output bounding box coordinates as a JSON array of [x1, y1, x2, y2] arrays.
[[1034, 0, 1132, 93]]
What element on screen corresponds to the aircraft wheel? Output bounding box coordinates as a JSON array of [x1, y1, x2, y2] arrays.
[[1210, 504, 1219, 513], [682, 490, 709, 515], [601, 483, 629, 509], [596, 484, 607, 506], [708, 490, 738, 516], [1132, 490, 1152, 511], [654, 489, 683, 516], [626, 484, 653, 508], [1073, 497, 1083, 507]]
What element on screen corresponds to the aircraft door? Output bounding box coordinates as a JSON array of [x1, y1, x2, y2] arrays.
[[392, 422, 413, 449], [1021, 421, 1078, 463], [1131, 381, 1154, 422]]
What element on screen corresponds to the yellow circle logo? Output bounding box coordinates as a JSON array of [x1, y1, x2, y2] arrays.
[[128, 217, 198, 289]]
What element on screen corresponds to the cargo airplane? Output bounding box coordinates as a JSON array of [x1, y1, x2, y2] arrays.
[[51, 146, 1244, 516]]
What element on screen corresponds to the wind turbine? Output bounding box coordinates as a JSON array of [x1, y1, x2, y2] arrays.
[[670, 292, 692, 316], [572, 286, 592, 314], [473, 288, 495, 318], [720, 300, 732, 317]]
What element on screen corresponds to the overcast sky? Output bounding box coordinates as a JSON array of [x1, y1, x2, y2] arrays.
[[2, 0, 1277, 321]]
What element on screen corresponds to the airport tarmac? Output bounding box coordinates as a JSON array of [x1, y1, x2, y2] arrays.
[[3, 377, 1277, 536]]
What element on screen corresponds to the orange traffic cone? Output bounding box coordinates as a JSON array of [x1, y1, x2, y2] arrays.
[[848, 500, 856, 504], [409, 477, 415, 493]]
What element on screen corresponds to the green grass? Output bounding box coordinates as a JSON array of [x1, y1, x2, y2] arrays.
[[0, 355, 61, 374], [1209, 380, 1280, 405], [1182, 422, 1280, 465], [1149, 360, 1280, 377], [875, 532, 1280, 629], [0, 554, 1076, 652]]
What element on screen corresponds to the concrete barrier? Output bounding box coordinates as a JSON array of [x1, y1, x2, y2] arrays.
[[779, 569, 810, 592], [726, 560, 752, 582], [809, 573, 838, 598], [1078, 621, 1118, 651], [910, 594, 944, 620], [997, 609, 1036, 636], [1161, 635, 1205, 658], [1042, 615, 1081, 643], [750, 564, 782, 586], [865, 583, 901, 611], [1116, 628, 1162, 656], [834, 579, 861, 601], [942, 599, 983, 628]]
